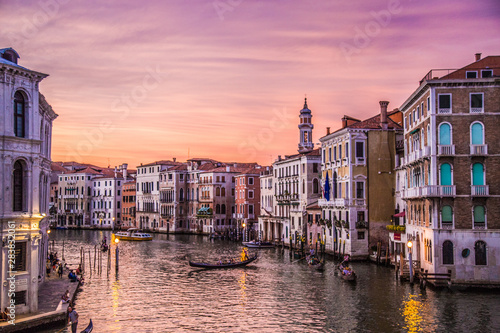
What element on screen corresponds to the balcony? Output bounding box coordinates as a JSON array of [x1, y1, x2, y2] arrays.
[[470, 107, 484, 114], [438, 145, 455, 155], [471, 185, 489, 196], [438, 108, 451, 114], [473, 222, 486, 230], [318, 198, 349, 207], [402, 185, 456, 199], [470, 144, 488, 155], [354, 199, 365, 206]]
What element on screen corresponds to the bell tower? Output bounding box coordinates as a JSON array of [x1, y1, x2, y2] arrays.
[[298, 97, 314, 153]]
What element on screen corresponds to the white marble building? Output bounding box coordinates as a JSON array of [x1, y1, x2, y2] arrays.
[[0, 48, 57, 314]]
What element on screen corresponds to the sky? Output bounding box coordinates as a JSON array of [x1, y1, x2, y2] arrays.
[[2, 0, 499, 168]]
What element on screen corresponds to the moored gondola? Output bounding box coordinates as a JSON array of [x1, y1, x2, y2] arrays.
[[80, 319, 93, 333], [189, 255, 258, 269]]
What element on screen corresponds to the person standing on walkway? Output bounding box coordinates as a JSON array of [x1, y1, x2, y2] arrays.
[[68, 306, 79, 333]]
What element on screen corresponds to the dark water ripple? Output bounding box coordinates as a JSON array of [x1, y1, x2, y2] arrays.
[[41, 230, 500, 333]]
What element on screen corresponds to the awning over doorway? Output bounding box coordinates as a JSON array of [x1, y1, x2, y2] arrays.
[[393, 211, 406, 218]]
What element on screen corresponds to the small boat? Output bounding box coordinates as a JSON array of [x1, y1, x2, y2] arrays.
[[56, 226, 68, 230], [80, 319, 93, 333], [114, 228, 153, 241], [338, 263, 356, 281], [189, 255, 258, 269], [307, 256, 325, 271], [242, 240, 274, 248]]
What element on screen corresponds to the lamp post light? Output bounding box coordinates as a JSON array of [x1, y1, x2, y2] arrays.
[[242, 223, 246, 242], [407, 240, 413, 285]]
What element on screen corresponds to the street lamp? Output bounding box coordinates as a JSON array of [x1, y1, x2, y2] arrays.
[[242, 223, 246, 242], [407, 240, 413, 284]]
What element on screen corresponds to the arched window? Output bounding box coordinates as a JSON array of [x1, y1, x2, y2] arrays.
[[313, 179, 319, 194], [474, 241, 487, 265], [14, 91, 26, 138], [471, 122, 484, 145], [13, 160, 25, 211], [216, 187, 221, 196], [443, 240, 454, 264], [216, 204, 221, 214], [221, 204, 226, 214], [221, 188, 225, 197], [438, 123, 451, 145], [441, 205, 452, 227], [179, 188, 184, 201], [440, 163, 452, 185], [473, 205, 485, 228], [472, 163, 484, 186]]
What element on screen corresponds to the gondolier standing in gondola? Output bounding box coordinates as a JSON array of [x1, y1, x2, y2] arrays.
[[68, 306, 79, 333]]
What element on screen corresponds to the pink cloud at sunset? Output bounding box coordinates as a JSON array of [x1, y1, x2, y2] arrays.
[[1, 0, 499, 168]]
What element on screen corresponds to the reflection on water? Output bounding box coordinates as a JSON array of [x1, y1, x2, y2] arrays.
[[42, 230, 500, 333]]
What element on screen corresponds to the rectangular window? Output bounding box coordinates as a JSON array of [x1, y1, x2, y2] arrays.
[[345, 143, 349, 158], [333, 147, 337, 161], [249, 205, 254, 214], [466, 71, 478, 78], [313, 163, 318, 173], [470, 93, 484, 113], [421, 102, 424, 117], [14, 242, 27, 271], [14, 290, 27, 306], [481, 70, 493, 78], [427, 97, 430, 111], [248, 177, 253, 185], [357, 231, 365, 240], [438, 94, 451, 113], [355, 142, 365, 164], [249, 190, 254, 199], [356, 182, 364, 199], [329, 147, 332, 162]]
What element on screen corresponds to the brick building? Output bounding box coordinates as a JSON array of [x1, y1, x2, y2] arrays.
[[399, 54, 500, 285]]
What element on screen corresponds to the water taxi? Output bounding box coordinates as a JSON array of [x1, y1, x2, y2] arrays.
[[114, 228, 153, 241]]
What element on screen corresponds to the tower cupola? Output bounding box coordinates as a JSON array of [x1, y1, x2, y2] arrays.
[[298, 97, 314, 153]]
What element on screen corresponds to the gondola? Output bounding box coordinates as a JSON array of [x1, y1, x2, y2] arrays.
[[80, 319, 93, 333], [338, 263, 356, 281], [307, 256, 325, 271], [189, 255, 258, 269], [242, 240, 274, 248]]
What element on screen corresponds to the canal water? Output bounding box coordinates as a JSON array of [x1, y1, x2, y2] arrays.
[[43, 230, 500, 332]]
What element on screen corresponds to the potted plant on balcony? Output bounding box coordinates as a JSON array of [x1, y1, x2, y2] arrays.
[[356, 220, 368, 229], [326, 220, 332, 229]]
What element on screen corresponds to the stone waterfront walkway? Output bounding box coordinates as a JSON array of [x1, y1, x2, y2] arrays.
[[0, 266, 83, 333]]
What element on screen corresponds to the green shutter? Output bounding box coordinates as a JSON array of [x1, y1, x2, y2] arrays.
[[440, 163, 452, 185], [474, 206, 485, 223], [442, 206, 452, 222], [472, 163, 484, 185], [471, 123, 483, 145], [439, 124, 451, 145]]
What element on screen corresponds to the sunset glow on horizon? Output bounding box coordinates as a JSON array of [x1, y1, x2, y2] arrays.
[[2, 0, 499, 169]]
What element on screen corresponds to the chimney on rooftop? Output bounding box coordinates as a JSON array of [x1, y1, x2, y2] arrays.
[[173, 157, 176, 162], [326, 127, 330, 135], [475, 53, 482, 61], [342, 117, 347, 128], [226, 166, 230, 172], [379, 101, 389, 130], [114, 166, 118, 178]]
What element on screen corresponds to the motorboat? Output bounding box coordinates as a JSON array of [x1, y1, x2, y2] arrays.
[[114, 228, 153, 241]]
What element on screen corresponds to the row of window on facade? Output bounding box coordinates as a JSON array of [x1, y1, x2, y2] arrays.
[[405, 93, 487, 132], [275, 179, 320, 195], [408, 204, 487, 228], [275, 163, 319, 178], [441, 240, 488, 266], [406, 162, 488, 189], [322, 141, 367, 163]]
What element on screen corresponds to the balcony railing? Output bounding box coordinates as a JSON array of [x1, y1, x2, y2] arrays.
[[471, 185, 489, 196], [473, 222, 486, 230], [438, 108, 451, 114], [470, 107, 484, 114], [402, 185, 456, 198], [438, 145, 455, 155], [441, 222, 453, 229], [470, 144, 488, 155]]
